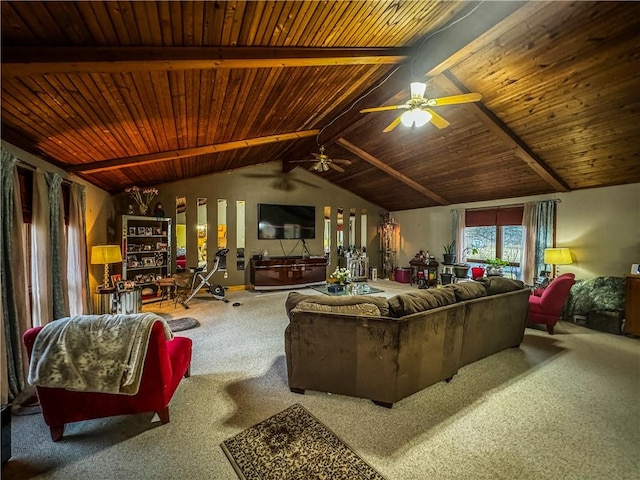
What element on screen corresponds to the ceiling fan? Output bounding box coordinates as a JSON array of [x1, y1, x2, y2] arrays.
[[360, 82, 482, 132], [289, 145, 352, 173]]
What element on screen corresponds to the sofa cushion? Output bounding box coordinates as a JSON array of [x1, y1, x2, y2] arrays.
[[296, 301, 381, 317], [444, 282, 487, 301], [387, 288, 457, 317], [285, 291, 390, 318], [476, 276, 525, 295]]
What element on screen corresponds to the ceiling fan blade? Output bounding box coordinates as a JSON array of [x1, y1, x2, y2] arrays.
[[430, 92, 482, 106], [289, 159, 315, 163], [383, 115, 402, 133], [360, 105, 404, 113], [332, 159, 352, 165], [328, 162, 345, 173], [425, 108, 450, 129]]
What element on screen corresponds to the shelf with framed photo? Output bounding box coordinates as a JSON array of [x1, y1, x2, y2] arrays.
[[119, 215, 172, 303]]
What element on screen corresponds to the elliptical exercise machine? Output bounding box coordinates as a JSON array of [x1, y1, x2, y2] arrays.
[[179, 248, 230, 309]]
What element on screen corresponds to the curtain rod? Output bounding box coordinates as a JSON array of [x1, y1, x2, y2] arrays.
[[17, 159, 73, 187]]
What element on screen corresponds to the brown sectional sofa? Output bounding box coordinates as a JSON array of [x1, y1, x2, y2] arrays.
[[284, 277, 530, 407]]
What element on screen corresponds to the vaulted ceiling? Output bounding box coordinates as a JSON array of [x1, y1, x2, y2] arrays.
[[2, 1, 639, 211]]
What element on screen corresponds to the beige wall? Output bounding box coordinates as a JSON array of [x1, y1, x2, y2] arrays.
[[116, 162, 385, 287], [392, 183, 640, 281], [2, 141, 115, 292]]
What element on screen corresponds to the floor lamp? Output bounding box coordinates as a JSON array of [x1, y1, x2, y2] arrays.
[[91, 245, 123, 291], [544, 247, 573, 277]]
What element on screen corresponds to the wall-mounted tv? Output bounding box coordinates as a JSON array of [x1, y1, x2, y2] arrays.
[[258, 204, 316, 239]]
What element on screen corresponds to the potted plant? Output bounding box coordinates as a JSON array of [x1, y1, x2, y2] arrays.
[[442, 241, 456, 264], [485, 258, 510, 277], [453, 263, 471, 279]]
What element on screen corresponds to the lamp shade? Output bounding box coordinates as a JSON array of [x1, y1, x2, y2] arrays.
[[410, 81, 427, 99], [544, 248, 573, 265], [91, 245, 122, 265]]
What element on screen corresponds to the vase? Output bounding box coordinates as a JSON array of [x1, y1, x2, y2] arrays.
[[138, 204, 149, 216]]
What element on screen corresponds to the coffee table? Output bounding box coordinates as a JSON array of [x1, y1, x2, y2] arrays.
[[310, 284, 383, 296]]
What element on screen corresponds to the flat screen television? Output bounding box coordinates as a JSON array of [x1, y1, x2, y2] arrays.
[[258, 204, 315, 239]]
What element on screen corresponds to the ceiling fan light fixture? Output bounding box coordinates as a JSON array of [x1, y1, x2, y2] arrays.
[[400, 108, 432, 128], [410, 82, 427, 99], [323, 163, 329, 172]]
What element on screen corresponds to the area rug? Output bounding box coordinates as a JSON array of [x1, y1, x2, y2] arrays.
[[166, 317, 199, 332], [221, 403, 386, 480]]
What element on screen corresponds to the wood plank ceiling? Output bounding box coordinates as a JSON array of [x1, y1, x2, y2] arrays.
[[2, 1, 639, 211]]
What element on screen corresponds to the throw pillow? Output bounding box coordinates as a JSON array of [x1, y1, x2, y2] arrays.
[[387, 288, 456, 317], [285, 291, 390, 318], [444, 282, 487, 301], [476, 276, 525, 295], [296, 301, 381, 317]]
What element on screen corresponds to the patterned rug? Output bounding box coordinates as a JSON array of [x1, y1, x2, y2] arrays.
[[221, 404, 386, 480], [166, 317, 199, 332]]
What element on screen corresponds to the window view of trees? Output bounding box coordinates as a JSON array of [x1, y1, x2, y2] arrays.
[[464, 225, 523, 279]]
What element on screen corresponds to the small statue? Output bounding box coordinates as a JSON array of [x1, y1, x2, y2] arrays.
[[153, 202, 165, 217]]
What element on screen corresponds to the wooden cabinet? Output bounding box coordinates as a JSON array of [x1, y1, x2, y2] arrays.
[[250, 257, 327, 290], [120, 215, 172, 303], [409, 259, 439, 287], [625, 274, 640, 336]]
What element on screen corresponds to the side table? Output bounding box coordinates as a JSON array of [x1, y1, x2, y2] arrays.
[[93, 288, 142, 315]]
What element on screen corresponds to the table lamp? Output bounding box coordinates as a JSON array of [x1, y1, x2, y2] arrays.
[[91, 245, 122, 291], [544, 247, 573, 277]]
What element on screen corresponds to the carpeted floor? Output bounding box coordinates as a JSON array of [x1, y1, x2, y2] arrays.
[[3, 280, 640, 480], [221, 403, 386, 480]]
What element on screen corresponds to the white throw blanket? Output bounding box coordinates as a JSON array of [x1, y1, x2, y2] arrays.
[[28, 313, 173, 395]]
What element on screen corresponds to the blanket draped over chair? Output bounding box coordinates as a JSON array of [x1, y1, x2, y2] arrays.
[[27, 313, 173, 395]]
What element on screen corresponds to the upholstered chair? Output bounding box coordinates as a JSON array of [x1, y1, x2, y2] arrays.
[[528, 273, 576, 334], [24, 320, 192, 441]]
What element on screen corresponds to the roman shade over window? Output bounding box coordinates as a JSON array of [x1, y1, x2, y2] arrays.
[[465, 206, 523, 227]]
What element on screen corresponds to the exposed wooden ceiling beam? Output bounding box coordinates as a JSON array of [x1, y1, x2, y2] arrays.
[[2, 46, 410, 76], [336, 138, 450, 206], [436, 72, 571, 192], [68, 130, 319, 174]]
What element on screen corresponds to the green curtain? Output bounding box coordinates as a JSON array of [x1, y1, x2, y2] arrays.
[[1, 152, 28, 400], [47, 172, 69, 320], [534, 200, 555, 276]]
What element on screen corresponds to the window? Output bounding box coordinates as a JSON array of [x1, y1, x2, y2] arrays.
[[464, 206, 524, 279]]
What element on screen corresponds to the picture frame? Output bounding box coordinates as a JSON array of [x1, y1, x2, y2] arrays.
[[134, 274, 144, 283], [137, 226, 146, 235], [127, 255, 138, 268], [145, 227, 153, 236], [116, 280, 126, 292], [156, 242, 168, 251], [110, 274, 122, 286], [153, 226, 162, 235], [143, 257, 155, 267], [155, 256, 164, 266], [143, 244, 153, 251], [128, 226, 136, 236]]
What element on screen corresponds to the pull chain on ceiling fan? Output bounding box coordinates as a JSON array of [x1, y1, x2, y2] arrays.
[[360, 81, 482, 132]]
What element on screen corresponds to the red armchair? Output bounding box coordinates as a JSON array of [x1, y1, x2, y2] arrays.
[[24, 321, 192, 441], [528, 273, 576, 334]]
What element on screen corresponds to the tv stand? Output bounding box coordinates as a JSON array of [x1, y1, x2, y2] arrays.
[[250, 257, 327, 290]]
